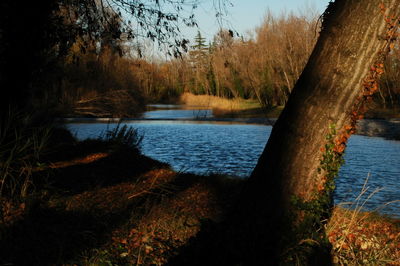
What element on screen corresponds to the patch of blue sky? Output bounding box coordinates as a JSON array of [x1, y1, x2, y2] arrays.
[[121, 0, 332, 58], [183, 0, 332, 43]]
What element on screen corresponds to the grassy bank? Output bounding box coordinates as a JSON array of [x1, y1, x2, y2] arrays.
[[179, 93, 400, 120], [1, 125, 399, 265], [0, 125, 242, 265]]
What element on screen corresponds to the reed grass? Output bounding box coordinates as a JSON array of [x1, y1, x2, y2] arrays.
[[180, 93, 260, 111]]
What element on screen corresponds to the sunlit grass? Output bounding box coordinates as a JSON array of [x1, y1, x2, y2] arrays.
[[327, 176, 400, 265], [180, 92, 261, 111], [179, 92, 286, 118]]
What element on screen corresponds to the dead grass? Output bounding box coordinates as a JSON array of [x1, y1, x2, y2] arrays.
[[180, 93, 260, 112], [106, 181, 223, 265], [179, 92, 284, 118], [47, 152, 109, 169], [327, 207, 400, 265], [326, 176, 400, 265]]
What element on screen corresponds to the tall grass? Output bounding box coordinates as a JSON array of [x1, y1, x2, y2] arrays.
[[0, 111, 52, 198], [98, 123, 143, 153], [180, 92, 260, 111]]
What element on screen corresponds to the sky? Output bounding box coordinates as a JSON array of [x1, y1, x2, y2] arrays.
[[183, 0, 332, 43], [139, 0, 332, 59]]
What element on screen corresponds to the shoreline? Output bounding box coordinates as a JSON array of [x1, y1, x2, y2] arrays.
[[60, 117, 400, 140], [59, 116, 277, 125]]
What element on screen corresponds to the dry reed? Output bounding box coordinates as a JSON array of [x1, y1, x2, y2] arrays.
[[180, 92, 259, 111]]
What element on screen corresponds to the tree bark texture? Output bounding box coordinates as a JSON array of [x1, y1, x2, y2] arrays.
[[250, 0, 400, 208]]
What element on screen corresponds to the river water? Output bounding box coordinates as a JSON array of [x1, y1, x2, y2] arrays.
[[66, 107, 400, 217]]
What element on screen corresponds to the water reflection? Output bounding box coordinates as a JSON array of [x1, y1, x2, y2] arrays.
[[144, 109, 213, 119], [147, 104, 183, 109]]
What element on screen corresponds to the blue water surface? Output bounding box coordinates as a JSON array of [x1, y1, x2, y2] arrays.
[[66, 117, 400, 217]]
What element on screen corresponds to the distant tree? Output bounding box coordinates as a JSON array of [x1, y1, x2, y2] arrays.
[[192, 31, 208, 51], [190, 31, 208, 61], [188, 31, 212, 94]]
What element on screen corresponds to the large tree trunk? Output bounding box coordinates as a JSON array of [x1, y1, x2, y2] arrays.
[[251, 0, 399, 202], [241, 0, 400, 263]]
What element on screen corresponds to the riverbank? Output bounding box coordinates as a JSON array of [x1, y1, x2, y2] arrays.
[[0, 128, 241, 265], [61, 116, 400, 140], [58, 92, 400, 140], [356, 119, 400, 140], [1, 127, 399, 264], [179, 92, 284, 118]]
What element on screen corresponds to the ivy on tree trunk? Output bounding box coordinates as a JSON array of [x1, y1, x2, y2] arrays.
[[238, 0, 400, 263]]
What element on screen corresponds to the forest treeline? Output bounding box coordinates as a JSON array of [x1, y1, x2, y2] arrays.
[[152, 11, 319, 107], [34, 9, 400, 117], [144, 11, 400, 111]]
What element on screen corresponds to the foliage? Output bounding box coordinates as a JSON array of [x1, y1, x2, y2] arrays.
[[317, 124, 345, 206]]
